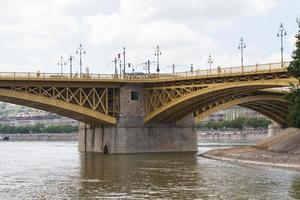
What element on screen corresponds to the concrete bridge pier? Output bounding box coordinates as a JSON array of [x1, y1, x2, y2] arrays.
[[267, 124, 284, 137], [78, 85, 197, 154], [78, 117, 197, 154]]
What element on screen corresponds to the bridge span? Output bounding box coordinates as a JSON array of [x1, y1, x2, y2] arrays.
[[0, 62, 297, 153]]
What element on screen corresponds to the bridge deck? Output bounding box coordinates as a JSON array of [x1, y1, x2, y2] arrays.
[[0, 62, 289, 83]]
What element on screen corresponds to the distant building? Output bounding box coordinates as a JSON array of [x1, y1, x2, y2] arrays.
[[202, 106, 267, 122], [0, 102, 79, 127]]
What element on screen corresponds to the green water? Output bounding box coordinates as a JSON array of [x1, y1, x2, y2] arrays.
[[0, 141, 299, 199]]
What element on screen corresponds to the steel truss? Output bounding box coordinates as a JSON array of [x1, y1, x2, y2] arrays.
[[10, 86, 119, 117]]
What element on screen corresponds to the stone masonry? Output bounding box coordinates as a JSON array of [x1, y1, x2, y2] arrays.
[[79, 84, 198, 154]]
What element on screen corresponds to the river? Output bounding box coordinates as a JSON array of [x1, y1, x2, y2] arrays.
[[0, 140, 299, 199]]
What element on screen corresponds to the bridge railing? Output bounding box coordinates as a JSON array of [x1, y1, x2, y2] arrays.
[[0, 62, 289, 81], [172, 62, 289, 78]]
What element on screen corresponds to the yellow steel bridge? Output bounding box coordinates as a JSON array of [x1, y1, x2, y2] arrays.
[[0, 61, 297, 127]]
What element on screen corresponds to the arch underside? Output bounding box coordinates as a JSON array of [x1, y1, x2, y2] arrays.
[[0, 89, 117, 125], [194, 92, 289, 127], [144, 79, 293, 125]]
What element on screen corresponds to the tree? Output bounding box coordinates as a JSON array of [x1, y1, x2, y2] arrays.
[[288, 33, 300, 78], [199, 117, 271, 130], [286, 32, 300, 128]]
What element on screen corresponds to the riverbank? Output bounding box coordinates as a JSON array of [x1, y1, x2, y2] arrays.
[[0, 133, 78, 141], [201, 128, 300, 170]]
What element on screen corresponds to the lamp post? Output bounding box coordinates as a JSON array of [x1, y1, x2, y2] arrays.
[[147, 60, 151, 74], [58, 56, 66, 76], [190, 64, 194, 73], [68, 55, 75, 78], [113, 57, 118, 77], [76, 43, 86, 77], [117, 53, 122, 78], [207, 53, 213, 74], [155, 45, 162, 73], [238, 37, 246, 72], [123, 47, 126, 75], [277, 23, 287, 68], [141, 60, 154, 74]]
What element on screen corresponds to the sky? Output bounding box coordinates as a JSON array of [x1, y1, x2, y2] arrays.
[[0, 0, 300, 74]]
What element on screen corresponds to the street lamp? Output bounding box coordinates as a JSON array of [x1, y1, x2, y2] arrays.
[[123, 47, 126, 75], [147, 60, 151, 74], [155, 45, 162, 73], [277, 23, 287, 68], [112, 57, 118, 77], [142, 60, 155, 74], [58, 56, 66, 76], [238, 37, 246, 72], [128, 63, 135, 73], [117, 53, 122, 78], [76, 43, 86, 77], [68, 55, 75, 78], [207, 53, 213, 74]]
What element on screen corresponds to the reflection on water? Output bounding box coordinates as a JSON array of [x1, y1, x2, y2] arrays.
[[292, 177, 300, 199], [0, 141, 299, 199], [80, 153, 201, 199]]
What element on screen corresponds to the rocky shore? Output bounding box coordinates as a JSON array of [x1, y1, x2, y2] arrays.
[[201, 128, 300, 170]]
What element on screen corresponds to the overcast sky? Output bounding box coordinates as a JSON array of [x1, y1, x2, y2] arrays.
[[1, 0, 300, 74]]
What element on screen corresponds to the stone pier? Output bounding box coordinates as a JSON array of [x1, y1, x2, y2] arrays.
[[267, 124, 284, 137], [79, 85, 197, 154]]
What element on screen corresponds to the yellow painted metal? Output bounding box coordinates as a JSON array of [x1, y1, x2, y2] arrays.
[[0, 88, 117, 125], [194, 94, 288, 126], [144, 78, 297, 123], [242, 104, 288, 127], [11, 86, 110, 113], [0, 61, 296, 125], [0, 61, 291, 83]]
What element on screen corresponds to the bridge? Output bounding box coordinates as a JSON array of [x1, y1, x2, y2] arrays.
[[0, 62, 297, 153]]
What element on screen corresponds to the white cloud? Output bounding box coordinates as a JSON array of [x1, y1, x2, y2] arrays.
[[8, 36, 59, 50], [0, 0, 282, 74], [0, 0, 79, 38], [84, 0, 278, 72]]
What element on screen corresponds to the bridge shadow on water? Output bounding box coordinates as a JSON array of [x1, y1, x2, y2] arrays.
[[292, 177, 300, 199], [79, 152, 204, 199], [78, 151, 300, 199]]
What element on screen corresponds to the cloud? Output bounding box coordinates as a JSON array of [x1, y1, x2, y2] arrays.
[[84, 0, 278, 72], [0, 0, 79, 38], [0, 0, 280, 73], [118, 0, 278, 21]]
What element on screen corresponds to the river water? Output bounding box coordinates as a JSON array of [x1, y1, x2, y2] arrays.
[[0, 140, 299, 199]]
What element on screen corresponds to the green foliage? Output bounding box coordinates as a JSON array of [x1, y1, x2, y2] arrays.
[[199, 117, 272, 130], [288, 34, 300, 78], [286, 33, 300, 128], [285, 85, 300, 128], [0, 123, 78, 134]]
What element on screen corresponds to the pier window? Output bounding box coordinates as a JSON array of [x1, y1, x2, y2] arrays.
[[131, 91, 139, 101]]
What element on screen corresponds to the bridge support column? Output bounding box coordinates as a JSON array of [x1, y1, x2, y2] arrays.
[[79, 122, 197, 154], [267, 124, 284, 137], [79, 85, 197, 154]]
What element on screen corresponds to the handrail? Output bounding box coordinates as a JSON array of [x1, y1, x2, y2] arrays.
[[0, 61, 290, 81]]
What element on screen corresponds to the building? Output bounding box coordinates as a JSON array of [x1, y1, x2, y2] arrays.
[[202, 106, 267, 122], [0, 102, 79, 127]]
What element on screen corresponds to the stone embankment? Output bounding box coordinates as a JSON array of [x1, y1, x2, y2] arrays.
[[201, 128, 300, 170]]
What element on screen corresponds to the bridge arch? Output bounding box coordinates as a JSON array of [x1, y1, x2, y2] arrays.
[[144, 79, 294, 123], [194, 94, 288, 127], [0, 88, 117, 125]]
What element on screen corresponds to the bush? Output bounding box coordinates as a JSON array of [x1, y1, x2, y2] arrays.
[[0, 124, 78, 134], [200, 117, 271, 130], [286, 32, 300, 128]]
